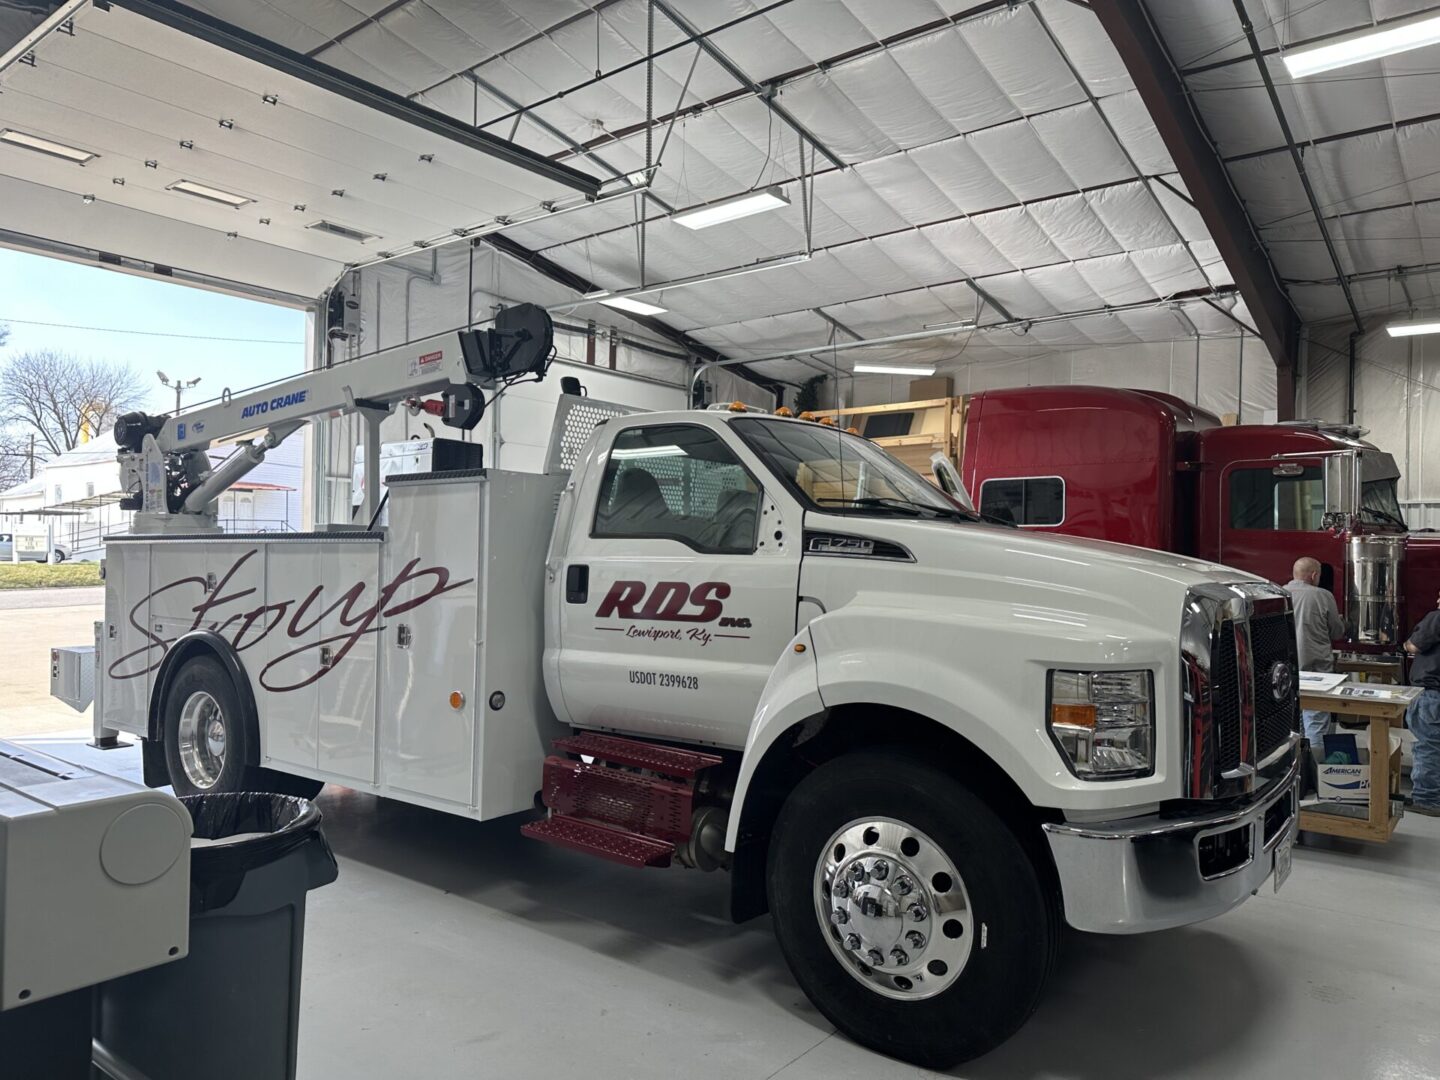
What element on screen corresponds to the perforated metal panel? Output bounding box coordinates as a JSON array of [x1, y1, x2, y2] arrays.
[[546, 394, 644, 474]]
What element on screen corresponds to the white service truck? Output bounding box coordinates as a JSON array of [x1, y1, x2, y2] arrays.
[[63, 305, 1302, 1067]]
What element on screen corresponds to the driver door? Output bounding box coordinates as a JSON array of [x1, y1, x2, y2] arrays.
[[1219, 458, 1337, 587], [555, 421, 800, 749]]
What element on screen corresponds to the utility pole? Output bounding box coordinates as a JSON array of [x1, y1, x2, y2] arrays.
[[156, 371, 201, 413]]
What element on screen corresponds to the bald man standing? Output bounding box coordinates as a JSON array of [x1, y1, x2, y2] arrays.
[[1285, 556, 1346, 748]]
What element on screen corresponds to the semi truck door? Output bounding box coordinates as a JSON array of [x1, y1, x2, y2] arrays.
[[1219, 458, 1337, 585], [556, 421, 799, 749]]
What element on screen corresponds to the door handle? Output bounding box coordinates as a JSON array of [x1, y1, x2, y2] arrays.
[[565, 564, 589, 604]]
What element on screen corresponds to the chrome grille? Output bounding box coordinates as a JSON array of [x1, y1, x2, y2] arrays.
[[1181, 583, 1300, 799], [1250, 613, 1300, 761], [1213, 622, 1241, 775]]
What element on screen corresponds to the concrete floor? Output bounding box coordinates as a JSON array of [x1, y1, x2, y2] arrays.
[[0, 587, 102, 738], [22, 730, 1440, 1080]]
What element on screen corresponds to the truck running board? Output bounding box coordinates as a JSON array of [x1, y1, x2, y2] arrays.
[[521, 732, 724, 868], [520, 817, 675, 868]]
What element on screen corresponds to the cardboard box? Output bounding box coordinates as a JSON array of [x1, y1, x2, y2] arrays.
[[1313, 729, 1402, 805], [1316, 762, 1370, 804], [908, 375, 953, 400]]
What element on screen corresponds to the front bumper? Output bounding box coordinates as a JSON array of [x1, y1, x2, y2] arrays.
[[1042, 746, 1301, 934]]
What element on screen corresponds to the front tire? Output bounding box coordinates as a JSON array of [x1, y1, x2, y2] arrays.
[[767, 750, 1056, 1068], [161, 655, 323, 799]]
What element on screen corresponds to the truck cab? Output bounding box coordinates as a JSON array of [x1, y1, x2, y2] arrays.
[[960, 385, 1430, 650]]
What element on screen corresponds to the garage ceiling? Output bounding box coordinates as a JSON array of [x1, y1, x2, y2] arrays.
[[11, 0, 1259, 386], [1146, 0, 1440, 328], [0, 0, 603, 300]]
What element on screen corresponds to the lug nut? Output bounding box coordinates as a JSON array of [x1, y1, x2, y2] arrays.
[[908, 902, 929, 922], [894, 876, 915, 896], [830, 908, 849, 925], [890, 947, 909, 966], [832, 881, 850, 900], [871, 859, 889, 881], [844, 934, 861, 950], [848, 863, 867, 883], [906, 930, 926, 949], [866, 949, 885, 967]]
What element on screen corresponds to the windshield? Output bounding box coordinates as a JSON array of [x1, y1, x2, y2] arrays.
[[730, 417, 977, 520], [1360, 478, 1407, 529], [1358, 451, 1406, 529]]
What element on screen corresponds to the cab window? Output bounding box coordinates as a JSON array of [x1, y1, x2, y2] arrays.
[[978, 477, 1064, 526], [593, 424, 761, 554], [1229, 466, 1324, 530]]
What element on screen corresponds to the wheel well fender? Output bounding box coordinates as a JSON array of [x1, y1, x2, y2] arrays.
[[147, 630, 261, 769], [727, 703, 1061, 924]]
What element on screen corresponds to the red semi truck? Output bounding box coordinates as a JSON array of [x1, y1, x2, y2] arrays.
[[944, 385, 1426, 651], [829, 385, 1421, 651]]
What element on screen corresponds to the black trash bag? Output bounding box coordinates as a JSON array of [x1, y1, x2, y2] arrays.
[[179, 792, 338, 913]]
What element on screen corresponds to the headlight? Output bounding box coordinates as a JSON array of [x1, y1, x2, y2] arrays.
[[1048, 670, 1154, 779]]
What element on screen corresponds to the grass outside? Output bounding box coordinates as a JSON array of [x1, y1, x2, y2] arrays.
[[0, 563, 102, 589]]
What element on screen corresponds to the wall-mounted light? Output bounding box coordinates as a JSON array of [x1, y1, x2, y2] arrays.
[[671, 186, 789, 230], [0, 129, 97, 164], [166, 179, 252, 208], [1283, 11, 1440, 77], [852, 362, 937, 376], [1386, 316, 1440, 337]]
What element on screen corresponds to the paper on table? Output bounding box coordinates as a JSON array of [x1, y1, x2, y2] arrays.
[[1298, 671, 1349, 692]]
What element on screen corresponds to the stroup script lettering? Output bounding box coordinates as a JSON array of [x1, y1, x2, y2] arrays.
[[108, 548, 473, 692]]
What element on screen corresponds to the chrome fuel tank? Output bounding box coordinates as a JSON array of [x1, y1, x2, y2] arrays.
[[1347, 535, 1405, 645]]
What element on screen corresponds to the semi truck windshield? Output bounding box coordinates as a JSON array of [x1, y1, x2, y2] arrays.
[[731, 417, 974, 520]]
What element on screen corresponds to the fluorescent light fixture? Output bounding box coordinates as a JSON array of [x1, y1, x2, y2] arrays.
[[1282, 11, 1440, 77], [600, 296, 667, 317], [852, 363, 937, 376], [671, 186, 789, 230], [0, 129, 97, 164], [167, 179, 252, 208], [1386, 317, 1440, 337]]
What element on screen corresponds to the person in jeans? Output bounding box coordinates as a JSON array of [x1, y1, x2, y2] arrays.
[[1403, 591, 1440, 815], [1284, 556, 1345, 749]]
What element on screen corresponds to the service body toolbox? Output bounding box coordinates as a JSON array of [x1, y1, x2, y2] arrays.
[[102, 468, 564, 817]]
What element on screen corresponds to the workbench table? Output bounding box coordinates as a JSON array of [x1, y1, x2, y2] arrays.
[[1298, 680, 1418, 843]]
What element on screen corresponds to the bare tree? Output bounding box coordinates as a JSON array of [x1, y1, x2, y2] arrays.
[[0, 428, 30, 491], [0, 350, 148, 459]]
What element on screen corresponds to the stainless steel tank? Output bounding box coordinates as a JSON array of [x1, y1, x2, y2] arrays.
[[1346, 535, 1406, 645]]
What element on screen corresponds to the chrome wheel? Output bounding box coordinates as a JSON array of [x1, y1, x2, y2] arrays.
[[177, 690, 227, 790], [814, 817, 974, 1000]]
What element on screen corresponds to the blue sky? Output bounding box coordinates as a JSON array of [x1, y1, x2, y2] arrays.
[[0, 247, 308, 416]]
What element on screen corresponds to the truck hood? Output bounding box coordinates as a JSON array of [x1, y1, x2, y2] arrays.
[[805, 512, 1265, 635]]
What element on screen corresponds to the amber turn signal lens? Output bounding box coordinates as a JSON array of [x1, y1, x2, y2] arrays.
[[1051, 703, 1096, 728], [793, 642, 807, 653], [449, 691, 466, 710]]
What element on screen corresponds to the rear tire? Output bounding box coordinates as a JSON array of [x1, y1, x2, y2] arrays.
[[766, 750, 1056, 1068], [161, 655, 323, 800]]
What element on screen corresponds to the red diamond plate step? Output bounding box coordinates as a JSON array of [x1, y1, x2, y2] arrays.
[[541, 756, 694, 842], [521, 816, 674, 868], [554, 732, 723, 778]]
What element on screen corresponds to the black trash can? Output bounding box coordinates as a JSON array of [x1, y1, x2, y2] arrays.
[[95, 792, 338, 1080]]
